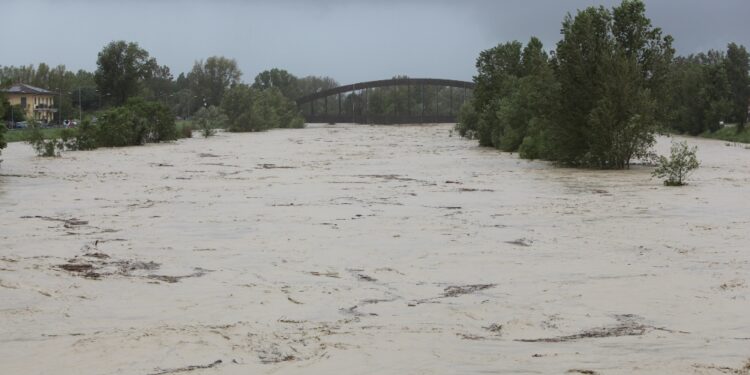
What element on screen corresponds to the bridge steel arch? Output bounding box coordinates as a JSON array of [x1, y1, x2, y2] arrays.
[[296, 78, 475, 124]]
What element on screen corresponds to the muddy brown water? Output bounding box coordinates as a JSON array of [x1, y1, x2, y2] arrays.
[[0, 124, 749, 374]]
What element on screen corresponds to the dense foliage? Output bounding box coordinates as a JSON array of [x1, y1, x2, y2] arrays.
[[459, 0, 732, 169], [94, 98, 176, 147], [27, 120, 64, 157], [553, 1, 673, 168], [221, 85, 304, 132], [665, 45, 749, 136], [188, 57, 242, 107], [726, 43, 750, 132], [253, 68, 300, 100], [95, 41, 160, 106], [457, 38, 558, 156]]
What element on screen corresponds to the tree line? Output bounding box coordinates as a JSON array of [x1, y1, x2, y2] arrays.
[[0, 41, 342, 156], [457, 0, 750, 169]]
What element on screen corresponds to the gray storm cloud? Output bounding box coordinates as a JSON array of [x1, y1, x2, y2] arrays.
[[2, 0, 748, 83]]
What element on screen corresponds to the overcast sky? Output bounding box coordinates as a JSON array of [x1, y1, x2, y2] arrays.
[[3, 0, 749, 84]]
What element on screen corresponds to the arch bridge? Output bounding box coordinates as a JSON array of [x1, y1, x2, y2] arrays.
[[296, 78, 475, 124]]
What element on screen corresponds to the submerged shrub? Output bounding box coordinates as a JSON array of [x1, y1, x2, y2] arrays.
[[221, 85, 304, 132], [652, 141, 700, 186], [26, 122, 64, 157], [193, 105, 228, 138], [455, 100, 478, 139], [95, 98, 176, 147], [67, 120, 99, 151]]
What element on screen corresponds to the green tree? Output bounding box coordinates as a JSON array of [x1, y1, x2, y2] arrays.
[[471, 41, 523, 146], [666, 53, 732, 135], [143, 64, 174, 103], [221, 84, 256, 132], [460, 37, 556, 154], [188, 56, 242, 107], [496, 37, 558, 154], [94, 41, 158, 106], [252, 68, 300, 100], [2, 102, 26, 123], [552, 0, 673, 168], [725, 43, 750, 132]]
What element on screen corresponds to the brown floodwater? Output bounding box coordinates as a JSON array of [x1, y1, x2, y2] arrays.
[[0, 124, 748, 374]]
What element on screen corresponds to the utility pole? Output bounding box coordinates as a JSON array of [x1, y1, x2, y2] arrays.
[[420, 83, 424, 124], [59, 88, 63, 126], [78, 87, 82, 121]]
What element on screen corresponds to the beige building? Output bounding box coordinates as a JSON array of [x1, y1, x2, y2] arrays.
[[1, 83, 57, 124]]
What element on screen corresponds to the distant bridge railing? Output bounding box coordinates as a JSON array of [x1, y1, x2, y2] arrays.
[[296, 78, 475, 124]]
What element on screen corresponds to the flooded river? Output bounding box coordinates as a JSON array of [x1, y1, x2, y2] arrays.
[[1, 124, 748, 374]]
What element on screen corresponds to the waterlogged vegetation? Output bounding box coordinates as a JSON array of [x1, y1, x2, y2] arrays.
[[1, 41, 334, 153], [652, 141, 700, 186], [1, 0, 747, 185], [457, 0, 749, 171]]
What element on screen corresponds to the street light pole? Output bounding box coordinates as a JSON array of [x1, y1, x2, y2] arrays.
[[59, 88, 63, 126]]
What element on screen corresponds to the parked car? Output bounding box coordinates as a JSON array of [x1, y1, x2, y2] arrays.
[[14, 121, 28, 129]]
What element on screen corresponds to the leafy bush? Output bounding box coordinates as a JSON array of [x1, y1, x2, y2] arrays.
[[455, 100, 478, 139], [126, 98, 177, 143], [221, 85, 304, 132], [652, 141, 700, 186], [96, 98, 177, 147], [193, 105, 228, 138], [518, 117, 553, 160], [66, 120, 99, 151], [26, 121, 64, 157], [95, 106, 139, 147]]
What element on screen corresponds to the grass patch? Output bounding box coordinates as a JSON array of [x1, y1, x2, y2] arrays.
[[700, 125, 750, 144], [5, 128, 65, 143]]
